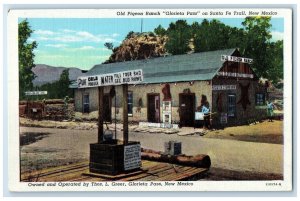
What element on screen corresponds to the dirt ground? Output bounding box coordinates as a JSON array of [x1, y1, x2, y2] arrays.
[[203, 120, 283, 144], [19, 120, 284, 180], [20, 117, 283, 144]]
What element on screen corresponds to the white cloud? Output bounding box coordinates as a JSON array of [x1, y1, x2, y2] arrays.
[[60, 46, 108, 52], [55, 35, 83, 42], [87, 55, 110, 59], [35, 30, 55, 35], [38, 55, 70, 59], [32, 29, 118, 43], [79, 46, 95, 50], [103, 38, 116, 42], [77, 31, 95, 38], [271, 31, 284, 42], [62, 29, 76, 33], [36, 36, 51, 41], [45, 44, 68, 48], [27, 38, 35, 42]]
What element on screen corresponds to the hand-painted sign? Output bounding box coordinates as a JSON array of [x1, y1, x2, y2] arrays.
[[212, 85, 237, 91], [195, 112, 204, 120], [124, 144, 141, 171], [221, 55, 253, 64], [217, 72, 254, 79], [77, 69, 143, 88], [25, 91, 48, 96]]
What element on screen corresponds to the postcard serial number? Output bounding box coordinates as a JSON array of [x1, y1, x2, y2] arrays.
[[266, 182, 282, 186]]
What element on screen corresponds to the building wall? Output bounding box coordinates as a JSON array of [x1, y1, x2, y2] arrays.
[[211, 78, 267, 127], [75, 87, 99, 112], [74, 81, 212, 124]]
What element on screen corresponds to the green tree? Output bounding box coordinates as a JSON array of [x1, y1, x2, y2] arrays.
[[57, 69, 72, 98], [265, 40, 283, 83], [165, 20, 192, 55], [18, 19, 37, 100], [40, 69, 73, 99], [154, 25, 167, 36], [226, 27, 246, 49], [193, 19, 244, 52], [104, 42, 114, 50], [241, 17, 272, 79], [125, 31, 140, 39]]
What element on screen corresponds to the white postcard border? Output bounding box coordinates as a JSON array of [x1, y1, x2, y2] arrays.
[[7, 8, 293, 192]]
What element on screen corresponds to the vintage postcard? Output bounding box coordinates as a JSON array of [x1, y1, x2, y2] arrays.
[[7, 8, 293, 191]]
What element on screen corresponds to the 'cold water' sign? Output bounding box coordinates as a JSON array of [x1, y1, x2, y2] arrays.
[[77, 69, 143, 88]]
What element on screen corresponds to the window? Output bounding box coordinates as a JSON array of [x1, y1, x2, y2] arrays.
[[227, 94, 236, 117], [83, 94, 89, 113], [255, 93, 265, 106], [128, 91, 133, 116]]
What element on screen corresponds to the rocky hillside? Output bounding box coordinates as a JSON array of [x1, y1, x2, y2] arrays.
[[32, 64, 86, 86], [105, 32, 168, 63]]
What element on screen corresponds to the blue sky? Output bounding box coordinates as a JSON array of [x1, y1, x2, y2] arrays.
[[22, 18, 284, 70]]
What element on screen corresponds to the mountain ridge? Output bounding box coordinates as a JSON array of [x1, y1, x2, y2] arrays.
[[32, 64, 87, 86]]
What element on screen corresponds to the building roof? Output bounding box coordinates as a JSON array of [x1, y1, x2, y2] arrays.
[[71, 48, 237, 88]]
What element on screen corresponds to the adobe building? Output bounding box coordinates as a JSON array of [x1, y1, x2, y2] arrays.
[[71, 48, 267, 128]]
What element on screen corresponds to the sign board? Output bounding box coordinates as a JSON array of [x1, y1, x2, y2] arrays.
[[221, 55, 253, 64], [77, 69, 143, 88], [162, 101, 172, 125], [212, 85, 236, 91], [217, 72, 254, 79], [195, 112, 204, 120], [220, 113, 228, 124], [25, 91, 47, 96], [124, 144, 141, 171]]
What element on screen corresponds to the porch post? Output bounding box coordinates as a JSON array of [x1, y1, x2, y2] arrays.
[[98, 86, 104, 143], [122, 84, 128, 144]]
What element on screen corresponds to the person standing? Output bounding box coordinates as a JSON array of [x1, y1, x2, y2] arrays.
[[202, 104, 210, 129], [267, 100, 275, 122]]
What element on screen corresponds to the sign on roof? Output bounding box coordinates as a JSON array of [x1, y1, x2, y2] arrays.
[[77, 69, 143, 88], [25, 91, 47, 96], [221, 55, 253, 64]]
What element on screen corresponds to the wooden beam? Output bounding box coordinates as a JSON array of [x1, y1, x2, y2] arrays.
[[123, 84, 128, 144], [98, 86, 104, 143]]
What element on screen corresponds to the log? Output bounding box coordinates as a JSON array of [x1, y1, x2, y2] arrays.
[[19, 99, 74, 105], [141, 148, 211, 168]]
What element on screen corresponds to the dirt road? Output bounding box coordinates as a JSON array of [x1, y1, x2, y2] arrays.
[[20, 126, 283, 180]]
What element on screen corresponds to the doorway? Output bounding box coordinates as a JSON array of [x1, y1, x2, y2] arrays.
[[147, 93, 160, 123], [179, 93, 195, 127], [103, 94, 112, 122], [83, 94, 89, 113]]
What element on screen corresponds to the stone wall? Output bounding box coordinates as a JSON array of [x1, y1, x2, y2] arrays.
[[211, 78, 267, 127], [74, 78, 266, 127], [74, 81, 212, 124]]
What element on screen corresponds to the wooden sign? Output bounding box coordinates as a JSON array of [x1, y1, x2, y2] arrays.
[[77, 69, 143, 88], [221, 55, 253, 64], [25, 91, 47, 96], [212, 85, 237, 91], [217, 72, 254, 79], [124, 144, 141, 171]]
